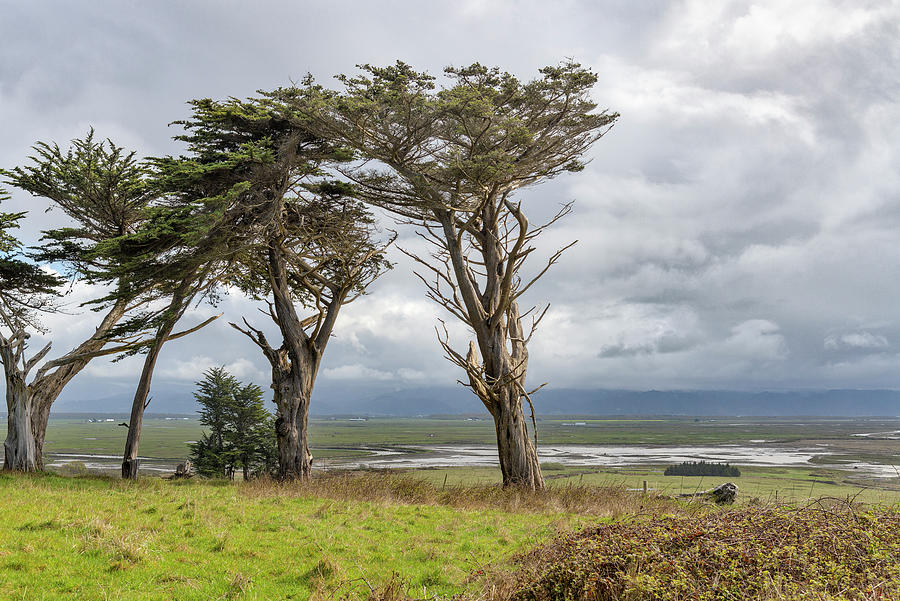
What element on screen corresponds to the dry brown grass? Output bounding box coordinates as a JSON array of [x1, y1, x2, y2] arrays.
[[237, 470, 686, 519]]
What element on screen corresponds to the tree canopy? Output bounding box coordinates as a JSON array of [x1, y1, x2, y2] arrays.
[[0, 190, 62, 331], [167, 94, 393, 480], [285, 60, 617, 488]]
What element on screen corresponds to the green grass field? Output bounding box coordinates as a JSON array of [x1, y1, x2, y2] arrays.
[[2, 471, 897, 600], [10, 413, 900, 600], [0, 473, 605, 600]]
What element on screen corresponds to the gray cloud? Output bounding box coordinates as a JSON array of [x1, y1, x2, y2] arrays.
[[3, 0, 900, 407]]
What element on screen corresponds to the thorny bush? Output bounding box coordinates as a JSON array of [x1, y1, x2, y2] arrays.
[[506, 501, 900, 601]]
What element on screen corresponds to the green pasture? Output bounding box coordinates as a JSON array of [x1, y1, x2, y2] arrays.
[[0, 473, 592, 601]]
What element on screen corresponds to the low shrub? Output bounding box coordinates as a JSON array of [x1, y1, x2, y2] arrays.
[[506, 501, 900, 600]]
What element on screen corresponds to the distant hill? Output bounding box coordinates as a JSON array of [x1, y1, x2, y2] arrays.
[[529, 388, 900, 417], [41, 382, 900, 416]]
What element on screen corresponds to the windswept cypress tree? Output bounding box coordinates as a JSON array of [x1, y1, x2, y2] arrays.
[[296, 61, 617, 488], [170, 96, 392, 481], [0, 133, 157, 470]]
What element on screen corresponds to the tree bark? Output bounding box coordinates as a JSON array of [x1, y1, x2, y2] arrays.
[[0, 330, 41, 471], [3, 365, 37, 471], [121, 320, 175, 479], [30, 389, 53, 470], [492, 386, 543, 489], [271, 356, 315, 481], [233, 241, 331, 482], [474, 326, 544, 490]]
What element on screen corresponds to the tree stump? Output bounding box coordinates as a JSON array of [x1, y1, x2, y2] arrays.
[[172, 459, 193, 479], [678, 482, 738, 504]]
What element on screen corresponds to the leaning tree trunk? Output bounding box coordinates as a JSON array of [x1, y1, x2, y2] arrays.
[[29, 299, 129, 469], [121, 321, 177, 480], [30, 390, 53, 470]]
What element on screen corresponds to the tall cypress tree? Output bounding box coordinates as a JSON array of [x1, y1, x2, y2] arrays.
[[171, 96, 392, 481], [299, 61, 617, 489]]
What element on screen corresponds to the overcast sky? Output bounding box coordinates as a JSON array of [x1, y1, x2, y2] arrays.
[[2, 0, 900, 406]]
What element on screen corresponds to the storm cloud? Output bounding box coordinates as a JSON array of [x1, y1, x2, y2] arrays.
[[2, 0, 900, 409]]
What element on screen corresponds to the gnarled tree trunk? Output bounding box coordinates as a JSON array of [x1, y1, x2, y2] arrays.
[[231, 242, 335, 482], [4, 366, 37, 471], [492, 387, 543, 488], [271, 357, 316, 481], [0, 329, 46, 472], [30, 389, 53, 470], [468, 305, 544, 490]]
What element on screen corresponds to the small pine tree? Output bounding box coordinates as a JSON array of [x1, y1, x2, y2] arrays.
[[190, 368, 238, 478], [189, 367, 276, 479], [225, 382, 275, 480]]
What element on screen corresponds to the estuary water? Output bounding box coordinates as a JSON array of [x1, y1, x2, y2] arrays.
[[334, 443, 898, 478], [45, 443, 899, 478]]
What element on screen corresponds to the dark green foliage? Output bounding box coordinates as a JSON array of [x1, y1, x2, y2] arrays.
[[510, 504, 900, 601], [224, 382, 278, 479], [169, 94, 392, 480], [0, 190, 62, 327], [190, 367, 276, 479], [2, 130, 157, 341], [169, 95, 391, 305], [2, 130, 152, 282], [664, 461, 741, 477]]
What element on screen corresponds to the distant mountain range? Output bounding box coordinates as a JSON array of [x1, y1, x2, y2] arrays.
[[41, 382, 900, 416]]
